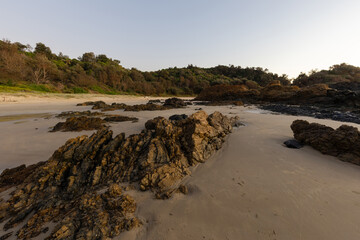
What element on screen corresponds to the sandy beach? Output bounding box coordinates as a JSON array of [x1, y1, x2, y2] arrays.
[[1, 94, 360, 240]]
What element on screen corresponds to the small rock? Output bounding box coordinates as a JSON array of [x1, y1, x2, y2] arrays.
[[283, 139, 303, 149], [178, 184, 188, 195]]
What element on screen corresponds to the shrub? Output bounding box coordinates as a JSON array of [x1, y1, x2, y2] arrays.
[[72, 87, 88, 93]]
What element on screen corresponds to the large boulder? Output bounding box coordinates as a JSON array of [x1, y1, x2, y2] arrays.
[[291, 120, 360, 164]]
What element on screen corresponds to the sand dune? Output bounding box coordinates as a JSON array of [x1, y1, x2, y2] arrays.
[[1, 95, 360, 239]]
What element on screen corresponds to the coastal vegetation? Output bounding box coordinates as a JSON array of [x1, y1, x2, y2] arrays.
[[1, 39, 359, 97], [0, 39, 289, 95], [293, 63, 360, 88]]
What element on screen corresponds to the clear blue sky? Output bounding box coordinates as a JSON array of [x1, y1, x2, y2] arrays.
[[1, 0, 360, 78]]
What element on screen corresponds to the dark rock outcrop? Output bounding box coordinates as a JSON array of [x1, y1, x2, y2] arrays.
[[196, 100, 244, 106], [195, 84, 260, 103], [50, 116, 105, 132], [94, 102, 127, 111], [76, 101, 105, 107], [291, 120, 360, 165], [0, 111, 237, 239], [76, 98, 189, 112], [329, 82, 360, 92], [261, 104, 360, 124], [0, 162, 45, 190], [147, 99, 161, 104], [197, 82, 360, 113], [56, 110, 104, 118], [52, 115, 139, 132], [163, 98, 187, 108], [103, 115, 138, 122], [124, 103, 169, 112]]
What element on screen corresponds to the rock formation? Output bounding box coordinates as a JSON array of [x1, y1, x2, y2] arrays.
[[55, 111, 104, 118], [0, 111, 237, 239], [103, 115, 138, 122], [195, 84, 260, 102], [50, 116, 105, 132], [51, 115, 139, 132], [261, 104, 360, 124], [196, 82, 360, 109], [291, 120, 360, 165], [76, 98, 190, 112], [123, 103, 169, 111], [163, 97, 188, 108]]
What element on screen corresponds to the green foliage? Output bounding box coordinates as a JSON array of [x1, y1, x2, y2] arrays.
[[0, 83, 55, 93], [293, 63, 360, 87], [6, 79, 15, 86], [0, 39, 294, 96], [34, 42, 53, 59], [90, 85, 106, 94], [72, 87, 88, 94], [27, 84, 53, 92]]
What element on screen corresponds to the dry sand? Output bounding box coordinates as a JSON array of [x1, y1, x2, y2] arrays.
[[1, 93, 360, 240]]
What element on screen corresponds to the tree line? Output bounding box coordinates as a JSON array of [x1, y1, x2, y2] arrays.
[[0, 39, 304, 95]]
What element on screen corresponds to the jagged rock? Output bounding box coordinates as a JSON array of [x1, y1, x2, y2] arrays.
[[197, 100, 244, 106], [0, 111, 237, 239], [124, 103, 169, 111], [163, 98, 187, 108], [76, 101, 105, 106], [77, 98, 190, 112], [169, 114, 188, 121], [103, 115, 138, 122], [77, 101, 171, 112], [56, 110, 104, 118], [0, 232, 12, 240], [147, 99, 161, 104], [283, 139, 303, 149], [291, 120, 360, 165], [197, 82, 360, 110], [0, 162, 45, 190], [50, 116, 106, 132], [93, 102, 127, 111], [260, 104, 360, 124]]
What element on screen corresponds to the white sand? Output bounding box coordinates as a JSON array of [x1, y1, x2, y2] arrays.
[[1, 94, 360, 240]]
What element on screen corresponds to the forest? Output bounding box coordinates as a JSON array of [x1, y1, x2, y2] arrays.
[[0, 40, 290, 95], [1, 39, 359, 95]]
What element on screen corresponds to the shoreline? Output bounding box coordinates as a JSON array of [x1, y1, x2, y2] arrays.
[[0, 92, 195, 105], [1, 97, 360, 239]]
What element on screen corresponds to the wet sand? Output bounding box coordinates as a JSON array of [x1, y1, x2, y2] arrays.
[[1, 94, 360, 240]]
